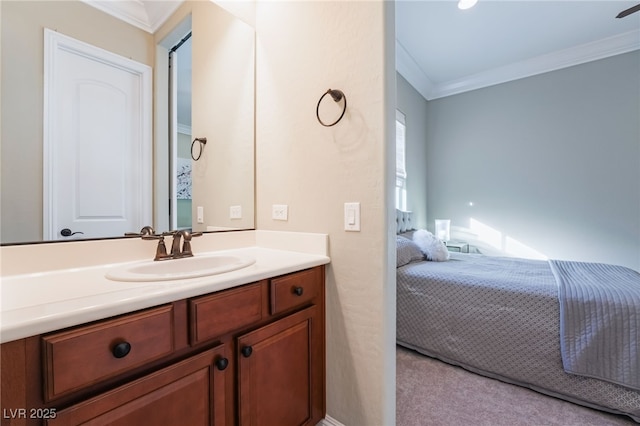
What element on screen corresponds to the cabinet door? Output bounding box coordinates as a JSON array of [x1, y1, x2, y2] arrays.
[[237, 306, 322, 426], [47, 345, 229, 426]]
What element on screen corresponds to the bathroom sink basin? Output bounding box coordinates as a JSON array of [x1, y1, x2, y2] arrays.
[[106, 254, 256, 282]]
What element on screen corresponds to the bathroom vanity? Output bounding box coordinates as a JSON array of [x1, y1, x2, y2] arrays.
[[1, 233, 329, 426]]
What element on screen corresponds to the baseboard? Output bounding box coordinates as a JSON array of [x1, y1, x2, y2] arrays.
[[319, 414, 345, 426]]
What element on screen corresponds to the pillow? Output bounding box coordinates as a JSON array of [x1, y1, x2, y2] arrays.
[[396, 236, 424, 267], [412, 229, 450, 262]]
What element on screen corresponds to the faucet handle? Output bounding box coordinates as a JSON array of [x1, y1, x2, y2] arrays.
[[140, 233, 172, 261], [140, 226, 155, 236], [180, 230, 203, 241], [125, 226, 156, 237], [141, 234, 162, 241], [180, 231, 202, 257]]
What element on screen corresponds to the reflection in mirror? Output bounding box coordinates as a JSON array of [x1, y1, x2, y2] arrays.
[[0, 0, 255, 245]]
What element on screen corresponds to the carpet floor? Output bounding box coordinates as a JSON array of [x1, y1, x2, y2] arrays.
[[396, 346, 637, 426]]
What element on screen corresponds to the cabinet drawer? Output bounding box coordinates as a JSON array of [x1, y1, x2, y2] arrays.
[[189, 282, 263, 345], [270, 268, 321, 315], [42, 305, 175, 401], [47, 345, 228, 426]]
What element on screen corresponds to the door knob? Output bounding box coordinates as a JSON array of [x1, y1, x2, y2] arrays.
[[60, 228, 84, 237]]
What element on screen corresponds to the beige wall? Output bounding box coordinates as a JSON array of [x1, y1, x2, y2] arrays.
[[255, 1, 396, 424], [157, 0, 256, 233], [191, 1, 255, 232], [0, 0, 153, 243]]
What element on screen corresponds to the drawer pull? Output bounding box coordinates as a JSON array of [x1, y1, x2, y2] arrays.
[[112, 341, 132, 359], [293, 286, 304, 296], [215, 357, 229, 371], [241, 346, 253, 358]]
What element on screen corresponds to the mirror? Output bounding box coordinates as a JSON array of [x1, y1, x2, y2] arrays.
[[0, 0, 255, 245]]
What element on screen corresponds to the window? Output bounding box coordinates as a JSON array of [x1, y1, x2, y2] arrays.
[[396, 110, 407, 211]]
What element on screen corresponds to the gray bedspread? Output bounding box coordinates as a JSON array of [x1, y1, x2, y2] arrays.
[[551, 260, 640, 391], [397, 253, 640, 422]]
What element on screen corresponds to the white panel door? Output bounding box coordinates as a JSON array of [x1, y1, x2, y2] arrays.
[[44, 30, 152, 241]]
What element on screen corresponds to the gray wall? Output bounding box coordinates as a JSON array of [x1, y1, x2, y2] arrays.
[[424, 51, 640, 271], [397, 73, 429, 229]]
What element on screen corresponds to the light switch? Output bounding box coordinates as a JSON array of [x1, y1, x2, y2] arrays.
[[347, 209, 356, 225], [197, 206, 204, 224], [344, 202, 360, 231]]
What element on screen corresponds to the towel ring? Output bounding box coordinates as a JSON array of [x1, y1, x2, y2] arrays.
[[316, 89, 347, 127], [191, 137, 207, 161]]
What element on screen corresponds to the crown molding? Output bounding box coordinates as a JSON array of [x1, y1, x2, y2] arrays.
[[82, 0, 183, 34], [396, 39, 435, 100], [398, 29, 640, 101]]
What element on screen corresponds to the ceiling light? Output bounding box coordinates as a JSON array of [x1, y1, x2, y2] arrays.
[[458, 0, 478, 10]]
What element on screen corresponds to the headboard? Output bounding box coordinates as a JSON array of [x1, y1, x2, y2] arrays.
[[396, 209, 413, 234]]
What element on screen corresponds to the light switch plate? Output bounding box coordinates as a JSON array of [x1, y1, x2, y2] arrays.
[[344, 202, 360, 231], [272, 204, 288, 221], [197, 206, 204, 224]]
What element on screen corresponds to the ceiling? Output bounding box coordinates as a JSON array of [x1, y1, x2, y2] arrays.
[[396, 0, 640, 100], [82, 0, 183, 33], [84, 1, 640, 103]]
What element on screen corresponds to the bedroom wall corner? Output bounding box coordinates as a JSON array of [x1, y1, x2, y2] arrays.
[[397, 72, 429, 230]]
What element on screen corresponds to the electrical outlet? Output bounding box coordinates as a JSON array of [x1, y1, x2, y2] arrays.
[[230, 205, 242, 219], [272, 204, 288, 221]]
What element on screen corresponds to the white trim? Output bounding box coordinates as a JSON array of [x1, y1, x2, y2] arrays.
[[170, 51, 179, 231], [81, 0, 184, 34], [319, 415, 346, 426], [398, 29, 640, 100], [395, 39, 434, 100], [43, 29, 153, 240], [82, 0, 152, 32]]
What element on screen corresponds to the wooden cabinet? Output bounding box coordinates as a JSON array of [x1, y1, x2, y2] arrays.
[[189, 282, 264, 345], [0, 266, 325, 426], [237, 306, 322, 426], [41, 305, 176, 401], [47, 345, 228, 426]]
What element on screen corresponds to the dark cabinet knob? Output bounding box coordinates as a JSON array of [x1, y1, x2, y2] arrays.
[[241, 346, 253, 358], [112, 341, 131, 359], [293, 286, 304, 296], [215, 357, 229, 371]]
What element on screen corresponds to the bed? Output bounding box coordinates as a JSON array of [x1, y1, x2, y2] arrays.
[[396, 234, 640, 422]]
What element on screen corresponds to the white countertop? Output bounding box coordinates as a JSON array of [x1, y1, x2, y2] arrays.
[[1, 233, 330, 344]]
